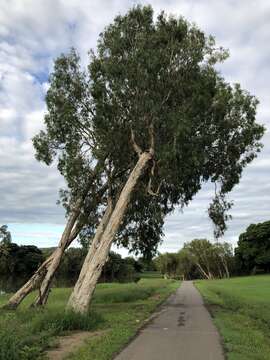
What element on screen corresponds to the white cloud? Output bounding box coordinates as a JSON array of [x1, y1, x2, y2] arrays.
[[23, 109, 45, 140]]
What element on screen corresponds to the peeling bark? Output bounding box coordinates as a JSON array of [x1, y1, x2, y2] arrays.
[[67, 151, 153, 314]]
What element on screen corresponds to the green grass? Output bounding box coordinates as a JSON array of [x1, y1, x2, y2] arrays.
[[140, 271, 163, 279], [0, 278, 178, 360], [196, 275, 270, 360]]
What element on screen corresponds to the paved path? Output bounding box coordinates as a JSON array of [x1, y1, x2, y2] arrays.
[[114, 281, 224, 360]]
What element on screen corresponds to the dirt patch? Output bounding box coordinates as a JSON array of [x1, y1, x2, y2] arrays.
[[149, 293, 161, 300], [46, 330, 104, 360]]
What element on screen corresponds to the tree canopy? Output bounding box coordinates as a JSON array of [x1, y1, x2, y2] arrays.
[[235, 220, 270, 273], [155, 239, 234, 280], [34, 6, 264, 243]]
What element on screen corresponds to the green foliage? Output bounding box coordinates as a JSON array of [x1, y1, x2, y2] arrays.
[[100, 252, 141, 283], [0, 243, 139, 294], [0, 242, 43, 292], [155, 252, 181, 279], [235, 220, 270, 273], [54, 247, 87, 286], [136, 257, 156, 272], [33, 5, 264, 253], [155, 239, 234, 279], [89, 5, 264, 236], [37, 249, 141, 287], [196, 275, 270, 359], [208, 193, 233, 238]]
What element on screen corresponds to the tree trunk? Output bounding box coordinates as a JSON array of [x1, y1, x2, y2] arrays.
[[67, 151, 152, 314], [33, 181, 109, 306], [32, 204, 81, 306], [3, 162, 106, 310], [3, 217, 80, 310], [196, 262, 211, 279], [221, 257, 230, 278], [3, 256, 52, 309]]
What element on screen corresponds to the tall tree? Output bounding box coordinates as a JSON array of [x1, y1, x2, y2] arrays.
[[184, 239, 215, 279], [235, 220, 270, 273], [5, 6, 264, 313], [66, 6, 264, 313]]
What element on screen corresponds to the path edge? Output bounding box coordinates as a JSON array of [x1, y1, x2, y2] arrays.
[[193, 281, 227, 360], [111, 283, 181, 360]]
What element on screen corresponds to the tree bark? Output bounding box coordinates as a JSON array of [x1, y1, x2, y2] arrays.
[[67, 151, 153, 314], [32, 205, 81, 306], [33, 181, 109, 307], [196, 262, 211, 280], [221, 256, 230, 278]]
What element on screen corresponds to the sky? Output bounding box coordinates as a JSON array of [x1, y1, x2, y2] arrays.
[[0, 0, 269, 256]]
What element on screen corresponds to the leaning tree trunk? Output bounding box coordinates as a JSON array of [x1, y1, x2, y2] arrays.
[[196, 262, 211, 280], [3, 215, 81, 310], [221, 256, 230, 278], [67, 151, 153, 314], [33, 182, 109, 307], [32, 204, 81, 306], [3, 162, 105, 310]]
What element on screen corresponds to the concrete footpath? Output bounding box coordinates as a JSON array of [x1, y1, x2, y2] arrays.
[[114, 281, 224, 360]]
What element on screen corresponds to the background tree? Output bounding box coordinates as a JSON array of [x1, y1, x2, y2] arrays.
[[212, 242, 234, 278], [155, 239, 234, 280], [184, 239, 215, 279], [154, 253, 181, 279], [235, 220, 270, 274], [176, 248, 199, 280], [100, 252, 141, 283], [0, 242, 43, 292]]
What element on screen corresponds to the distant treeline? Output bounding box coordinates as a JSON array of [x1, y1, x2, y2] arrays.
[[155, 240, 233, 280], [0, 242, 44, 292], [154, 220, 270, 280], [0, 240, 150, 292], [1, 219, 270, 291]]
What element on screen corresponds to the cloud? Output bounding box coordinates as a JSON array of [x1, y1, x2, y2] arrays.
[[0, 0, 269, 253]]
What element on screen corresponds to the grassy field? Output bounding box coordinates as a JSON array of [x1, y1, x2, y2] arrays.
[[0, 277, 178, 360], [196, 275, 270, 360]]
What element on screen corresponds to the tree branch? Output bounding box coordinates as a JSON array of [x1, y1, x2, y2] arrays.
[[148, 122, 155, 155], [147, 160, 162, 196], [130, 129, 143, 156]]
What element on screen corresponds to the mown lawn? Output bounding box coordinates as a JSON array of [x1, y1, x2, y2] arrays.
[[196, 275, 270, 360], [0, 277, 178, 360]]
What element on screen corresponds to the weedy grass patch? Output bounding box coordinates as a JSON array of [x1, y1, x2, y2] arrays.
[[0, 278, 178, 360]]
